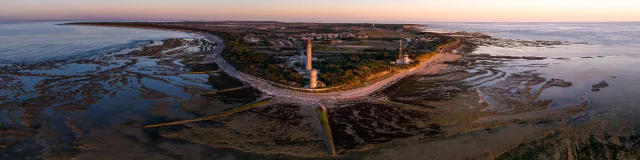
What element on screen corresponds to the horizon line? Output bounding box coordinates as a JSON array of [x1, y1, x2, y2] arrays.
[[2, 19, 639, 24]]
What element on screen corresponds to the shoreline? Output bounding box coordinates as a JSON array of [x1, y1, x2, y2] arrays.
[[65, 22, 465, 102], [5, 22, 464, 104], [3, 22, 624, 159], [203, 33, 463, 102], [4, 21, 640, 160]]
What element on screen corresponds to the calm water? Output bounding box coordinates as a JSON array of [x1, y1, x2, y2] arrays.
[[0, 21, 193, 63], [0, 22, 269, 159], [426, 22, 640, 127], [2, 21, 639, 158]]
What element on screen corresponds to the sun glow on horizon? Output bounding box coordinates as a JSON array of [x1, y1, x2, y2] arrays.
[[2, 0, 640, 22]]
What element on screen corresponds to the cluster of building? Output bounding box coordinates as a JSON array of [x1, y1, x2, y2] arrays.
[[402, 37, 438, 43], [282, 32, 368, 40], [243, 32, 369, 46], [243, 37, 263, 43], [255, 26, 288, 30], [267, 39, 295, 46], [243, 36, 296, 46], [331, 26, 378, 31]]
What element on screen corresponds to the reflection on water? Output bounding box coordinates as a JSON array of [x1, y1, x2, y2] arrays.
[[0, 24, 270, 159], [0, 21, 193, 63], [429, 22, 640, 121], [2, 22, 640, 159], [415, 22, 640, 159]]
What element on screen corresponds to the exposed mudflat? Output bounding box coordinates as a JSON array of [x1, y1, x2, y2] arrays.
[[0, 38, 267, 159], [0, 38, 595, 159], [158, 103, 328, 157], [327, 101, 440, 153], [3, 31, 637, 159]]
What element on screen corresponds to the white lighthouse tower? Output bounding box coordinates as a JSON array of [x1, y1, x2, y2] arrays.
[[395, 39, 411, 65]]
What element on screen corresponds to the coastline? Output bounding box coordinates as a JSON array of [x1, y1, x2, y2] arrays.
[[64, 23, 464, 102], [202, 33, 463, 102], [4, 21, 636, 159]]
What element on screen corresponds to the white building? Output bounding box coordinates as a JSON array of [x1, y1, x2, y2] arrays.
[[394, 39, 412, 65]]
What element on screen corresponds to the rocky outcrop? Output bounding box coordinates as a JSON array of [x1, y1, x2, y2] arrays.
[[545, 78, 573, 88], [591, 80, 609, 92]]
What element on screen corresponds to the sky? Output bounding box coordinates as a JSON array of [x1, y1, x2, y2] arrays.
[[2, 0, 640, 22]]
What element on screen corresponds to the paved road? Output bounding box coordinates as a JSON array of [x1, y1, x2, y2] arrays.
[[205, 34, 462, 102]]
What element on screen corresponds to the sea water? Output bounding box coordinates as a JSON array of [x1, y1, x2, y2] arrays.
[[0, 21, 193, 63], [426, 22, 640, 128]]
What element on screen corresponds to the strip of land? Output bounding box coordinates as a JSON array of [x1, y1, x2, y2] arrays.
[[205, 34, 462, 102], [63, 22, 462, 102]]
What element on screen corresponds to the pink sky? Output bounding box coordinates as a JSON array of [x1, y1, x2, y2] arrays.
[[2, 0, 640, 22]]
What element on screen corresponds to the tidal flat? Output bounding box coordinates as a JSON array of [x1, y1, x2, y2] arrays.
[[2, 22, 640, 159]]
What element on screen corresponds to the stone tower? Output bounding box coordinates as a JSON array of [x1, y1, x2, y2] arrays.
[[306, 38, 313, 71], [403, 54, 409, 64], [310, 69, 318, 89], [398, 39, 404, 61]]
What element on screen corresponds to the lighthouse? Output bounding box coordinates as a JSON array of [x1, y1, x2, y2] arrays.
[[305, 38, 319, 89], [310, 69, 318, 89], [398, 39, 404, 63], [395, 39, 412, 65], [306, 38, 313, 71]]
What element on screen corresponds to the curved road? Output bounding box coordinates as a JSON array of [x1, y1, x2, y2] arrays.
[[205, 34, 462, 102]]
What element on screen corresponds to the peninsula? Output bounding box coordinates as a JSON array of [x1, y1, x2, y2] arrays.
[[66, 21, 460, 102], [0, 21, 600, 159]]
